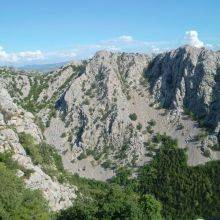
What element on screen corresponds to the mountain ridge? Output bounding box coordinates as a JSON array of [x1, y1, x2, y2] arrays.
[[0, 45, 220, 211]]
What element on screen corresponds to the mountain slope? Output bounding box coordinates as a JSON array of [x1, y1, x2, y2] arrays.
[[146, 45, 220, 133], [0, 86, 77, 211], [0, 46, 219, 183]]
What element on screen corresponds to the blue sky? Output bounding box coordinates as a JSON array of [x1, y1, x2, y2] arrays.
[[0, 0, 219, 65]]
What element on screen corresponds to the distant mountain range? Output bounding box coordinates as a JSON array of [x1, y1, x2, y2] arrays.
[[19, 61, 68, 72]]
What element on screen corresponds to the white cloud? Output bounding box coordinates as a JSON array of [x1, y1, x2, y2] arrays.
[[0, 35, 173, 65], [117, 35, 134, 43], [150, 45, 161, 53], [46, 51, 76, 58], [70, 40, 122, 58], [0, 47, 9, 60], [95, 35, 168, 54], [3, 31, 219, 65], [18, 50, 44, 61], [185, 30, 204, 48], [0, 47, 44, 63], [206, 43, 213, 49]]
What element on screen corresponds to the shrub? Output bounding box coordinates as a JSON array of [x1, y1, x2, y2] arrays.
[[115, 143, 130, 159], [176, 123, 184, 130], [0, 151, 20, 170], [101, 160, 112, 169], [18, 132, 43, 165], [209, 144, 220, 151], [140, 194, 162, 220], [22, 168, 34, 178], [85, 148, 93, 156], [45, 120, 50, 127], [194, 131, 208, 141], [145, 151, 154, 157], [68, 135, 73, 143], [183, 107, 200, 121], [35, 117, 45, 132], [40, 142, 64, 172], [146, 125, 154, 134], [18, 133, 64, 173], [127, 94, 131, 100], [82, 98, 90, 105], [148, 119, 156, 127], [0, 158, 50, 219], [129, 113, 137, 121], [61, 132, 66, 138], [93, 153, 102, 161], [77, 152, 87, 160], [89, 108, 94, 114], [203, 149, 211, 158], [136, 123, 143, 131]]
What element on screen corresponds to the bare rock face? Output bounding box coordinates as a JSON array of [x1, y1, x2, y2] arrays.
[[0, 128, 77, 211], [0, 46, 220, 182], [0, 87, 77, 211], [0, 113, 5, 128], [16, 151, 77, 212], [0, 87, 43, 143], [42, 49, 220, 173], [7, 111, 43, 144], [146, 46, 220, 135], [48, 51, 152, 166], [0, 87, 21, 119]]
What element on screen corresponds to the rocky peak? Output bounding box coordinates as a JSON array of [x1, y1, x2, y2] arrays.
[[1, 46, 220, 183], [93, 50, 113, 59], [146, 46, 220, 133]]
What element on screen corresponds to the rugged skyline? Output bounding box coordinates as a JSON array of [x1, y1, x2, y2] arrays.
[[0, 44, 220, 219], [0, 2, 220, 219], [0, 0, 220, 65]]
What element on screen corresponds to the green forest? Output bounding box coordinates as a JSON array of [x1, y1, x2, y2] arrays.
[[59, 136, 220, 220], [0, 136, 219, 220]]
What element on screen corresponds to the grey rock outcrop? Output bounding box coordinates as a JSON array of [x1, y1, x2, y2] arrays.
[[0, 87, 21, 119], [146, 46, 220, 135], [1, 46, 220, 182], [0, 87, 77, 211], [0, 128, 77, 211]]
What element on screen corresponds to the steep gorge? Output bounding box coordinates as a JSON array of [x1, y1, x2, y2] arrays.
[[0, 46, 220, 210]]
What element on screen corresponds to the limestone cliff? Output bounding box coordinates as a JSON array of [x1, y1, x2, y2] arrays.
[[0, 46, 219, 183]]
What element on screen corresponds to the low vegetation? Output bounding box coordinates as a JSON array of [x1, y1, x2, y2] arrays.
[[129, 113, 137, 121], [58, 183, 162, 220], [148, 119, 156, 127], [136, 123, 142, 131], [18, 132, 64, 174], [77, 152, 87, 160], [1, 131, 219, 219], [58, 134, 220, 220], [138, 146, 220, 219], [0, 152, 51, 219]]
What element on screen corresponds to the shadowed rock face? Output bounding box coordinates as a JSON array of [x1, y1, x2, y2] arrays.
[[208, 67, 220, 134], [146, 46, 220, 133]]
